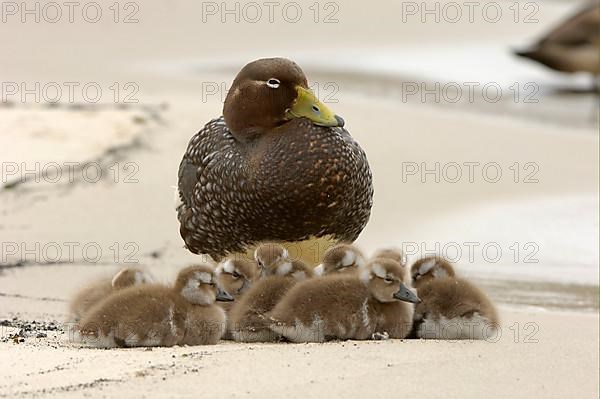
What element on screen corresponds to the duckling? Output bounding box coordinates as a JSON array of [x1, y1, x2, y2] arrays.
[[78, 265, 233, 347], [214, 257, 262, 341], [372, 248, 405, 266], [254, 243, 290, 275], [177, 57, 373, 266], [287, 259, 314, 280], [254, 243, 313, 280], [410, 257, 499, 340], [313, 243, 366, 276], [372, 247, 408, 282], [68, 267, 154, 322], [269, 258, 420, 343], [227, 244, 311, 342], [410, 256, 456, 288], [215, 257, 260, 312], [514, 3, 600, 76]]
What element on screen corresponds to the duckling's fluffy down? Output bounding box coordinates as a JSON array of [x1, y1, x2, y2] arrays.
[[269, 275, 413, 342]]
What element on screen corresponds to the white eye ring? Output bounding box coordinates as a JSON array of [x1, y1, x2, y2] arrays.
[[266, 78, 280, 89]]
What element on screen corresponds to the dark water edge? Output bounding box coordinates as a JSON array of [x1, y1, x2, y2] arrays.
[[477, 278, 600, 312], [307, 69, 599, 132]]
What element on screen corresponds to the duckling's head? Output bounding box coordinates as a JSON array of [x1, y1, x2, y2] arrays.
[[111, 267, 154, 289], [254, 243, 292, 276], [360, 258, 421, 304], [314, 244, 365, 276], [289, 259, 313, 281], [223, 58, 344, 140], [215, 258, 260, 296], [372, 248, 406, 267], [176, 265, 234, 305], [410, 256, 456, 288], [372, 248, 408, 282]]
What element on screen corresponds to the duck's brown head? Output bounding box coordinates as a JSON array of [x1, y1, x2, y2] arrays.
[[223, 58, 344, 140]]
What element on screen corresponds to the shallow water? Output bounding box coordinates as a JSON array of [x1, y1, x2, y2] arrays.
[[405, 194, 599, 286]]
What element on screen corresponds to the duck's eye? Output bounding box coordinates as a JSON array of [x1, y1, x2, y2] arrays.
[[266, 78, 280, 89]]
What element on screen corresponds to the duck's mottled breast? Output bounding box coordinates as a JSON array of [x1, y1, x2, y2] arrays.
[[178, 117, 373, 259]]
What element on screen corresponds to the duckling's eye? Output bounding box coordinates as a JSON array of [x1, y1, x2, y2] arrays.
[[232, 271, 241, 278], [312, 105, 320, 113], [384, 277, 393, 284], [266, 78, 280, 89]]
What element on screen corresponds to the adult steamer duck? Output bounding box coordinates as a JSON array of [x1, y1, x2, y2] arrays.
[[176, 58, 373, 265]]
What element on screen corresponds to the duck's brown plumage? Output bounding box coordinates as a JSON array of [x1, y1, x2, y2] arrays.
[[177, 58, 373, 261], [514, 3, 600, 74]]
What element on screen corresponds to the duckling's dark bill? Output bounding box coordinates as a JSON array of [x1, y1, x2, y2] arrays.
[[394, 283, 421, 303], [217, 288, 234, 302], [286, 86, 344, 127]]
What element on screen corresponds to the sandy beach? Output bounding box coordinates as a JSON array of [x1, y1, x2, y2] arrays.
[[1, 0, 598, 397], [0, 307, 597, 398]]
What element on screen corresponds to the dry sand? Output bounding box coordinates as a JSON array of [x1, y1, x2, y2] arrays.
[[0, 0, 598, 397], [0, 308, 598, 398]]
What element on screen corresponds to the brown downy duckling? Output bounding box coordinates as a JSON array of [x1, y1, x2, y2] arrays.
[[215, 257, 262, 340], [228, 243, 312, 342], [410, 256, 456, 288], [68, 267, 154, 322], [372, 248, 405, 265], [313, 243, 366, 276], [254, 243, 313, 280], [78, 265, 233, 348], [372, 247, 408, 282], [410, 256, 499, 340], [216, 257, 261, 312], [176, 58, 373, 266], [269, 258, 420, 343]]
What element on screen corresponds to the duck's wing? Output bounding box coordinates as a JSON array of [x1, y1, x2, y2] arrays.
[[177, 158, 198, 210], [177, 117, 232, 258]]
